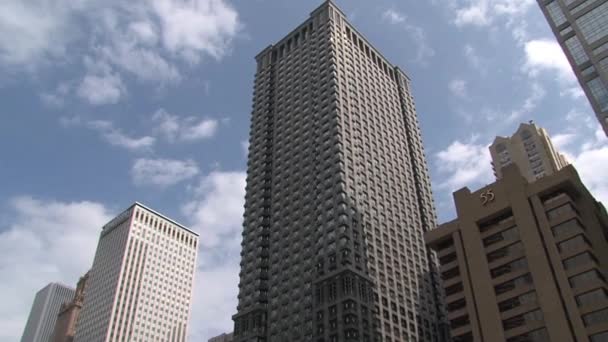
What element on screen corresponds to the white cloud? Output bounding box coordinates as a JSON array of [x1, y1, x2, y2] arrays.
[[0, 197, 112, 341], [153, 0, 240, 63], [77, 72, 126, 105], [434, 137, 494, 191], [452, 0, 534, 27], [0, 0, 240, 87], [449, 79, 468, 98], [506, 83, 545, 122], [131, 158, 200, 187], [182, 170, 246, 340], [382, 9, 435, 64], [183, 171, 246, 249], [523, 39, 575, 81], [382, 9, 405, 24], [40, 82, 72, 108], [464, 44, 486, 73], [241, 140, 249, 156], [152, 109, 219, 142], [87, 120, 156, 151]]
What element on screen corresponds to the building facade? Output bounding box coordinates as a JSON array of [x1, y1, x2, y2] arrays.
[[21, 283, 76, 342], [73, 203, 199, 342], [209, 332, 234, 342], [489, 122, 569, 182], [537, 0, 608, 136], [425, 164, 608, 341], [51, 272, 89, 342], [233, 2, 446, 341]]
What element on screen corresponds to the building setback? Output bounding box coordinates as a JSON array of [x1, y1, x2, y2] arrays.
[[425, 164, 608, 341], [536, 0, 608, 136], [21, 283, 76, 342], [73, 203, 199, 342], [233, 1, 446, 341], [489, 122, 569, 182], [51, 272, 89, 342]]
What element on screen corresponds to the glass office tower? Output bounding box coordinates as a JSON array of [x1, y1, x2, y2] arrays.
[[538, 0, 608, 136]]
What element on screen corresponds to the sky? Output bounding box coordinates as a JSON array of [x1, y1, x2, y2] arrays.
[[0, 0, 607, 341]]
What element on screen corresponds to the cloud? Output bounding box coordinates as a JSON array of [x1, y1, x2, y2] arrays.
[[434, 137, 494, 191], [506, 83, 546, 122], [382, 9, 405, 24], [77, 72, 126, 105], [0, 0, 240, 90], [131, 158, 200, 187], [87, 120, 156, 151], [40, 82, 72, 108], [464, 44, 486, 73], [182, 170, 246, 340], [381, 9, 435, 64], [523, 39, 574, 81], [183, 171, 246, 249], [152, 108, 219, 142], [0, 197, 112, 341], [452, 0, 535, 27], [449, 79, 468, 98]]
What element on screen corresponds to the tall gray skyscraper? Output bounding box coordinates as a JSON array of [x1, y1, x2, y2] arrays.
[[233, 2, 446, 341], [21, 283, 75, 342], [537, 0, 608, 136]]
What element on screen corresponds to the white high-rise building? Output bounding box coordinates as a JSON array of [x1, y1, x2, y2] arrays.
[[21, 283, 75, 342], [74, 203, 199, 342]]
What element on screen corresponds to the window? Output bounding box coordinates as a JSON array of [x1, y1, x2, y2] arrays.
[[502, 309, 544, 331], [576, 289, 607, 306], [498, 291, 537, 312], [547, 203, 576, 220], [570, 270, 604, 288], [506, 328, 550, 342], [487, 242, 524, 263], [587, 77, 608, 112], [491, 258, 528, 278], [546, 1, 567, 27], [558, 235, 589, 253], [565, 36, 589, 65], [583, 308, 608, 326], [495, 274, 533, 295], [575, 1, 608, 44], [483, 226, 519, 246], [563, 252, 596, 270], [591, 331, 608, 342], [552, 219, 583, 237]]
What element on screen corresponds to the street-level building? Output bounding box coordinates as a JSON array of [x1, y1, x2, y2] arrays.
[[208, 332, 234, 342], [74, 203, 199, 342], [426, 164, 608, 341]]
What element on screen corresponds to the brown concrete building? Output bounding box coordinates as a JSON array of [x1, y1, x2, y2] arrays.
[[426, 164, 608, 342], [490, 122, 569, 183], [51, 272, 89, 342]]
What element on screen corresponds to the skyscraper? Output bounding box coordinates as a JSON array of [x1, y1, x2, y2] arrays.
[[21, 283, 75, 342], [233, 2, 446, 341], [537, 0, 608, 136], [489, 122, 569, 182], [73, 203, 199, 342], [426, 164, 608, 341]]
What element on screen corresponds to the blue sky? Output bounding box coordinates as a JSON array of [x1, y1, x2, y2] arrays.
[[1, 0, 607, 340]]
